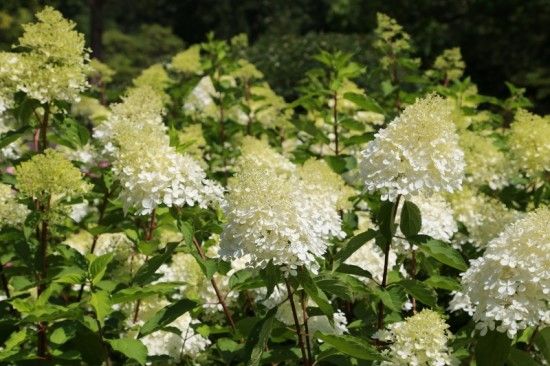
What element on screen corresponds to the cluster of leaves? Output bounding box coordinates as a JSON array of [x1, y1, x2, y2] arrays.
[[0, 9, 549, 366]]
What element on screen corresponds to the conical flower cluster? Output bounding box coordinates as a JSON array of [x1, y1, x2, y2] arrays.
[[94, 86, 223, 215], [508, 109, 550, 177], [5, 7, 89, 103], [15, 149, 91, 204], [460, 207, 550, 337], [361, 94, 465, 201], [378, 309, 456, 366], [220, 139, 344, 273]]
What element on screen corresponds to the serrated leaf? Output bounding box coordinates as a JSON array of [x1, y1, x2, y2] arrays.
[[108, 338, 147, 365], [343, 92, 385, 114], [315, 332, 386, 361], [133, 243, 178, 285], [423, 275, 461, 291], [90, 290, 111, 326], [399, 200, 422, 238], [397, 279, 437, 308], [0, 126, 31, 149], [111, 283, 181, 304], [297, 269, 333, 323], [475, 330, 511, 366], [247, 307, 277, 366], [420, 240, 468, 271], [139, 298, 196, 337], [507, 348, 539, 366], [89, 252, 115, 285], [333, 229, 377, 268]]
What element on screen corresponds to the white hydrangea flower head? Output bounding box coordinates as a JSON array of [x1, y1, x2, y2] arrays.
[[129, 298, 211, 360], [0, 183, 30, 228], [0, 112, 23, 161], [379, 309, 456, 366], [361, 94, 465, 201], [508, 109, 550, 177], [95, 86, 224, 215], [460, 207, 550, 338], [448, 187, 521, 248], [459, 130, 512, 189], [221, 161, 328, 274], [13, 7, 90, 103]]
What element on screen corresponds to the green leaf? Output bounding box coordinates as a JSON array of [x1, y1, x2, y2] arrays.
[[139, 298, 196, 337], [507, 348, 539, 366], [247, 307, 277, 366], [323, 155, 356, 174], [369, 286, 401, 312], [535, 327, 550, 363], [315, 332, 386, 361], [333, 229, 377, 268], [108, 338, 147, 366], [475, 330, 511, 366], [90, 290, 111, 326], [53, 266, 86, 285], [343, 92, 385, 114], [334, 263, 373, 279], [420, 240, 468, 271], [397, 279, 437, 308], [259, 261, 281, 299], [399, 200, 422, 238], [133, 243, 178, 285], [50, 321, 77, 345], [297, 269, 333, 323], [89, 253, 115, 285], [111, 283, 181, 304], [377, 200, 398, 241], [423, 275, 461, 291], [0, 126, 31, 149], [177, 221, 194, 246], [229, 269, 264, 291], [0, 329, 28, 356]]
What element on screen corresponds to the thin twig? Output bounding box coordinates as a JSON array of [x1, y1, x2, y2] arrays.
[[192, 237, 237, 332], [285, 279, 308, 366], [301, 292, 313, 364]]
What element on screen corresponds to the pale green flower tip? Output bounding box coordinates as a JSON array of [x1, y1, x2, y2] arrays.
[[15, 149, 91, 202]]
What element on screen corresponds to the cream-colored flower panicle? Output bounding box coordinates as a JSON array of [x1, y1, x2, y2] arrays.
[[13, 7, 89, 103], [459, 130, 512, 189], [508, 109, 550, 177], [361, 94, 465, 201], [95, 86, 223, 215], [0, 183, 30, 228], [170, 45, 202, 75], [378, 309, 456, 366], [15, 149, 91, 204], [220, 141, 343, 273], [460, 207, 550, 338]]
